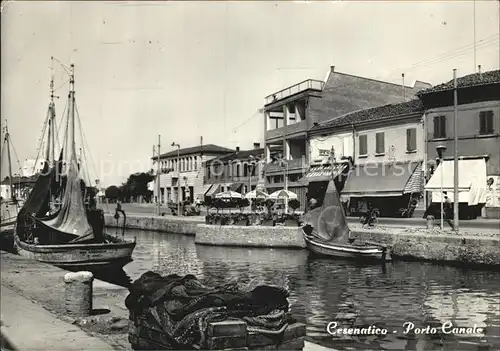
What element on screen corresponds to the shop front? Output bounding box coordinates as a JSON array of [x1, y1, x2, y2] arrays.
[[341, 161, 423, 217], [424, 157, 488, 219]]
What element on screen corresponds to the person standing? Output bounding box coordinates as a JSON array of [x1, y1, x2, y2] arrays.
[[442, 192, 455, 230]]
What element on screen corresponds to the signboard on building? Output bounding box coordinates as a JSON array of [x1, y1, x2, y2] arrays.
[[310, 134, 353, 164]]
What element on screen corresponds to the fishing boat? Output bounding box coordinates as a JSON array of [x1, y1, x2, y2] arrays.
[[13, 60, 135, 269], [1, 121, 23, 240], [301, 165, 391, 262]]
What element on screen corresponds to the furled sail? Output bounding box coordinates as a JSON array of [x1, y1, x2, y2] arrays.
[[302, 180, 350, 243]]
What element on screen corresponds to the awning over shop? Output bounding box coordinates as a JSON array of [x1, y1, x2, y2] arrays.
[[403, 162, 423, 194], [305, 162, 349, 182], [230, 183, 244, 193], [202, 184, 213, 196], [424, 158, 487, 205], [205, 184, 220, 197], [342, 162, 420, 197]]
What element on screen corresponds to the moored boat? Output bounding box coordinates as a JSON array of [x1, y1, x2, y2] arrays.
[[300, 159, 391, 262], [13, 59, 136, 269], [302, 230, 389, 261]]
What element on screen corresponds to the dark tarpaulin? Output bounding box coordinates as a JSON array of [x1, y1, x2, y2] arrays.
[[301, 180, 350, 243]]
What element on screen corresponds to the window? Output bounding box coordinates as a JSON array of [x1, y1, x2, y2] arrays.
[[375, 132, 385, 154], [406, 128, 417, 152], [479, 110, 494, 135], [433, 115, 446, 139], [207, 165, 211, 179], [358, 135, 368, 156], [194, 156, 197, 170]]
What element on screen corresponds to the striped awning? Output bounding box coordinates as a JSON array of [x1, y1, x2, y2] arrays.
[[230, 183, 244, 193], [305, 163, 349, 182], [205, 184, 220, 197], [403, 162, 423, 194], [203, 184, 213, 196]]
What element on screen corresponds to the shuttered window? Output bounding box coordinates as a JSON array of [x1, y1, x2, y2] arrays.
[[359, 135, 368, 156], [479, 110, 494, 135], [406, 128, 417, 152], [375, 132, 385, 154], [433, 115, 446, 139]]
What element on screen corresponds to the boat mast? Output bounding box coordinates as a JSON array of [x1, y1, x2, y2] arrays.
[[68, 64, 76, 163], [4, 121, 13, 198]]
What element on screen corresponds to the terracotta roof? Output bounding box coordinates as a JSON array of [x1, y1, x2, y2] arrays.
[[311, 99, 423, 130], [417, 69, 500, 96], [154, 144, 234, 159], [205, 148, 264, 165]]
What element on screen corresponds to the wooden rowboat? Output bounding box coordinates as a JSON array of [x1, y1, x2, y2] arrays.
[[302, 230, 390, 261], [13, 231, 136, 269]]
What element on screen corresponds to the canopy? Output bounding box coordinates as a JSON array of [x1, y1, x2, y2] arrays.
[[215, 190, 244, 199], [304, 162, 349, 183], [245, 189, 269, 200], [269, 189, 298, 200], [342, 162, 420, 197], [230, 183, 244, 193], [424, 158, 487, 205], [205, 184, 220, 197]]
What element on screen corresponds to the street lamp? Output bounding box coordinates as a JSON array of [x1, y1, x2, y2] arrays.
[[436, 144, 447, 230], [171, 142, 181, 216]]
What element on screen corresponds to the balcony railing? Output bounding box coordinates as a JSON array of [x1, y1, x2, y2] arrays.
[[265, 79, 325, 105], [265, 158, 307, 173]]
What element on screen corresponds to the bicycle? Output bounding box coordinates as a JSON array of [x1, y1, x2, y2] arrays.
[[359, 208, 380, 227]]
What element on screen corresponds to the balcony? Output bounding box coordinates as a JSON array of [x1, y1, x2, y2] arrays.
[[265, 79, 324, 105], [265, 158, 307, 174], [266, 120, 307, 141]]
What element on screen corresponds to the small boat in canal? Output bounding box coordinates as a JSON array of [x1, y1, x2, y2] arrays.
[[13, 60, 135, 269], [301, 179, 391, 262]]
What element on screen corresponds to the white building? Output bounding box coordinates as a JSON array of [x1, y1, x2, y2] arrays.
[[21, 158, 45, 177], [152, 144, 234, 204]]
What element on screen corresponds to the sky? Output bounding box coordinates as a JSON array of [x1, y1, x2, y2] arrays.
[[1, 1, 499, 187]]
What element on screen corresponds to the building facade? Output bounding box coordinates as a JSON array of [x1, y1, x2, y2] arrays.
[[418, 69, 500, 217], [152, 144, 234, 204], [263, 66, 431, 211], [203, 145, 264, 199], [308, 99, 426, 217]]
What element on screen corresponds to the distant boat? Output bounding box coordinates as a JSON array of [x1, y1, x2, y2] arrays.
[[13, 60, 135, 269], [301, 162, 390, 262]]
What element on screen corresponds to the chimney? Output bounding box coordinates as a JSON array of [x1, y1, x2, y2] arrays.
[[478, 64, 482, 77], [253, 142, 260, 149], [236, 146, 240, 152], [330, 66, 335, 72]]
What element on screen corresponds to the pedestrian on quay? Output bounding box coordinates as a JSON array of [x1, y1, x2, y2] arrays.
[[441, 191, 455, 231]]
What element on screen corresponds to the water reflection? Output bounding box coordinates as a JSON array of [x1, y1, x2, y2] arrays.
[[121, 229, 500, 351]]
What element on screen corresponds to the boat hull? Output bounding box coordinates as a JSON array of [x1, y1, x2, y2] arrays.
[[13, 234, 136, 270], [303, 232, 388, 261]]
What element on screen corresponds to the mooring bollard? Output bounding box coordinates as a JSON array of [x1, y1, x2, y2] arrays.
[[64, 271, 94, 317], [426, 215, 435, 230]]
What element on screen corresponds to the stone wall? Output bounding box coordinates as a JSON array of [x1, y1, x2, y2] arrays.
[[104, 214, 201, 235], [195, 224, 306, 248], [351, 229, 500, 266]]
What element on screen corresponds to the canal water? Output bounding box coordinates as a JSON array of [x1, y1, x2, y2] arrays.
[[119, 229, 500, 351]]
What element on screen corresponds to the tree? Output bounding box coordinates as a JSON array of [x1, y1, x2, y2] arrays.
[[105, 185, 120, 202], [119, 171, 155, 202]]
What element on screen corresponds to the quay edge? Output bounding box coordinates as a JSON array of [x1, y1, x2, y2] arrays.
[[104, 214, 500, 266]]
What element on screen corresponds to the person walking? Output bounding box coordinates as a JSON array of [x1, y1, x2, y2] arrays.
[[442, 191, 455, 230]]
